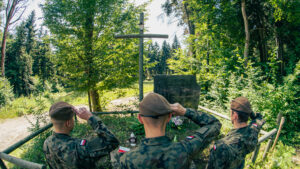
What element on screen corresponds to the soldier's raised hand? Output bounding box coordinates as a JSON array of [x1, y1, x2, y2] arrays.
[[170, 103, 186, 116], [75, 107, 93, 120]]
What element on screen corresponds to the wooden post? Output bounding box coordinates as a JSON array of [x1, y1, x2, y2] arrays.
[[139, 13, 144, 102], [262, 139, 273, 160], [251, 144, 261, 163], [271, 117, 285, 151], [0, 152, 45, 169]]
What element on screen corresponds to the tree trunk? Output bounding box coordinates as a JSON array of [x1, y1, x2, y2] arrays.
[[183, 2, 196, 59], [241, 0, 250, 67], [90, 89, 102, 112], [1, 28, 8, 77], [88, 90, 92, 112], [275, 23, 284, 77]]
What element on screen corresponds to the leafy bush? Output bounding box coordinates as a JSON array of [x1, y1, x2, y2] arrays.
[[0, 77, 14, 107], [200, 61, 300, 145]]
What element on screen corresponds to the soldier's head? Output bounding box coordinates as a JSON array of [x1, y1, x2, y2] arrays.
[[230, 97, 252, 125], [49, 101, 76, 133], [138, 93, 172, 133]]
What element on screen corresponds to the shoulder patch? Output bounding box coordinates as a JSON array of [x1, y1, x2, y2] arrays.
[[213, 144, 216, 150], [252, 123, 258, 128], [186, 136, 195, 140], [118, 146, 130, 153], [80, 139, 87, 146]]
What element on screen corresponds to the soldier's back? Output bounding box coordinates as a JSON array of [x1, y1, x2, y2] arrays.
[[43, 133, 93, 169], [207, 125, 258, 169], [119, 136, 191, 169]]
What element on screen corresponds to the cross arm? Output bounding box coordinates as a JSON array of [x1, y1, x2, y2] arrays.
[[114, 34, 168, 39]]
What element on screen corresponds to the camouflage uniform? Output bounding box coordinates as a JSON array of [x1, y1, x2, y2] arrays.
[[43, 115, 119, 169], [116, 108, 221, 169], [206, 114, 265, 169]]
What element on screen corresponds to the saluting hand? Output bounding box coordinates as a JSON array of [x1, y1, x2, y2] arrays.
[[75, 107, 93, 121], [170, 103, 186, 116]]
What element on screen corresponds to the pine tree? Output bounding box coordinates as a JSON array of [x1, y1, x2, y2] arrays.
[[160, 40, 171, 74], [171, 35, 180, 52], [24, 11, 36, 54], [5, 22, 34, 96]]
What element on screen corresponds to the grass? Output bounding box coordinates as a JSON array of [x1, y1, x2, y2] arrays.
[[0, 81, 154, 119]]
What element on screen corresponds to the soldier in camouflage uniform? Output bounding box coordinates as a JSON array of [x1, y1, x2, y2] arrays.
[[43, 101, 119, 169], [115, 93, 221, 169], [206, 97, 265, 169]]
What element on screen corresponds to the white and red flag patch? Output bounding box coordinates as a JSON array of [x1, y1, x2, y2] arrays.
[[252, 123, 258, 128], [213, 145, 216, 150], [118, 146, 130, 153], [80, 139, 87, 146], [186, 136, 195, 140]]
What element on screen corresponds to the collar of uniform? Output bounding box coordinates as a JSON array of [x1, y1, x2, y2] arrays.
[[53, 132, 70, 138], [141, 136, 171, 146], [227, 125, 249, 136]]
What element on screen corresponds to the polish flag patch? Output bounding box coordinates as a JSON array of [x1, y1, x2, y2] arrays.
[[213, 145, 216, 150], [80, 139, 87, 146], [118, 146, 130, 153], [186, 136, 195, 140], [252, 123, 258, 128]]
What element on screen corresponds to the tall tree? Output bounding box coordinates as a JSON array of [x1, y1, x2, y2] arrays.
[[162, 0, 196, 58], [32, 27, 54, 85], [160, 40, 171, 74], [5, 22, 34, 96], [1, 0, 28, 77], [42, 0, 143, 111], [171, 35, 180, 52], [241, 0, 250, 67]]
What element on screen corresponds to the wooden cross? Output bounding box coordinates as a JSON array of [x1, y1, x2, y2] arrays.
[[115, 13, 168, 101]]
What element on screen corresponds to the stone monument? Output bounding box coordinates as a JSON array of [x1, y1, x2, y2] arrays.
[[154, 75, 200, 110]]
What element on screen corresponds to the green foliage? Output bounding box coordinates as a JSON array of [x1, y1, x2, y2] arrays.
[[5, 15, 36, 96], [245, 141, 296, 169], [42, 0, 144, 93], [0, 77, 14, 107]]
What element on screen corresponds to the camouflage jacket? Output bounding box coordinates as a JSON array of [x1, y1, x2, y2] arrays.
[[206, 114, 265, 169], [43, 115, 119, 169], [116, 108, 221, 169]]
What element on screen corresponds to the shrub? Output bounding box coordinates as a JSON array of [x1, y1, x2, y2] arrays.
[[0, 77, 14, 107]]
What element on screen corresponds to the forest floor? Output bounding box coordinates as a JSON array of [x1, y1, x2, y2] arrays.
[[0, 96, 139, 151]]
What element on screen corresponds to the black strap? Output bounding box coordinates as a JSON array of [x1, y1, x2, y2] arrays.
[[231, 108, 249, 115], [140, 114, 168, 119]]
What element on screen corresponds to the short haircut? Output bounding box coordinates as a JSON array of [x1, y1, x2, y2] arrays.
[[233, 110, 249, 123], [49, 102, 74, 121]]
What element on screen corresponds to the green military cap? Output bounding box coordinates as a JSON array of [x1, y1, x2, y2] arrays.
[[231, 97, 253, 115], [49, 101, 75, 121], [139, 93, 172, 119]]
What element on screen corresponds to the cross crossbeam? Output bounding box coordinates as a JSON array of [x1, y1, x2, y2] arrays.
[[115, 12, 168, 101]]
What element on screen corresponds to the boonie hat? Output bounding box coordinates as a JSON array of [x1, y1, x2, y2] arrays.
[[49, 101, 75, 121], [139, 93, 172, 119], [231, 97, 253, 114]]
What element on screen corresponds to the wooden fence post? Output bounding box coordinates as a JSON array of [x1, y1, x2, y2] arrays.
[[251, 144, 261, 163]]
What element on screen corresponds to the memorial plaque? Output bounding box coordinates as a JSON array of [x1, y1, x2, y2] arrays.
[[154, 75, 200, 110]]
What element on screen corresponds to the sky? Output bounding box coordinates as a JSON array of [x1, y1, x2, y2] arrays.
[[23, 0, 184, 47]]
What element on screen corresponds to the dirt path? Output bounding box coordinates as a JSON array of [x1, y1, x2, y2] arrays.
[[0, 96, 139, 151]]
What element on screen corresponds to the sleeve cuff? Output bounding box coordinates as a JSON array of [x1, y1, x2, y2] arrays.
[[88, 115, 101, 129], [184, 108, 194, 118]]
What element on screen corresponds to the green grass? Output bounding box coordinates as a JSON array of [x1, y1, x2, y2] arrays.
[[0, 81, 154, 119]]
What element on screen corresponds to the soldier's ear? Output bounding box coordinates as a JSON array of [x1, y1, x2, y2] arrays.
[[138, 114, 144, 124], [65, 119, 72, 128]]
